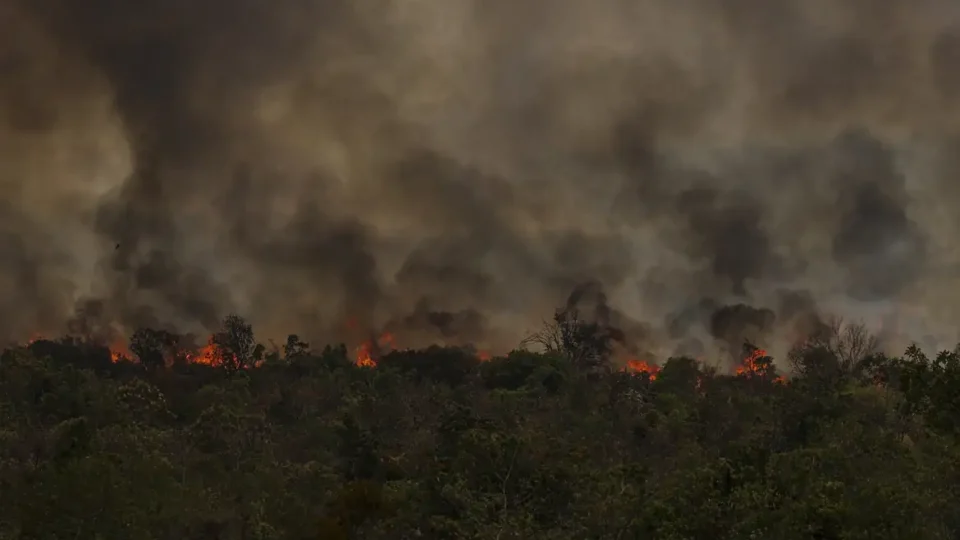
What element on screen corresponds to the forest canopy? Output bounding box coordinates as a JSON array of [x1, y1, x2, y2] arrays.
[[2, 312, 959, 539]]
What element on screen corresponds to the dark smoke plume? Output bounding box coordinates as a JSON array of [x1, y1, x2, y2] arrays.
[[3, 0, 960, 365], [709, 303, 777, 359]]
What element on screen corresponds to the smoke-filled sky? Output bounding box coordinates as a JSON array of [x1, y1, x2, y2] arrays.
[[3, 0, 960, 361]]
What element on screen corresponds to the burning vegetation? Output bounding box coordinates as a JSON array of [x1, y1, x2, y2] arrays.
[[4, 281, 954, 540], [19, 301, 795, 383], [4, 299, 958, 539], [14, 282, 812, 380], [624, 359, 661, 379], [6, 0, 960, 536]]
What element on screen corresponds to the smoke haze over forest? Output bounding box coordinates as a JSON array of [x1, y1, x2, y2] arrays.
[[3, 0, 960, 365]]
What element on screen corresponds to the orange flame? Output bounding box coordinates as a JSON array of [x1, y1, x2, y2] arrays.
[[186, 342, 218, 366], [355, 332, 395, 367], [624, 359, 660, 380], [102, 336, 221, 367], [355, 342, 376, 368], [26, 327, 495, 370], [735, 348, 785, 383], [735, 348, 767, 376], [110, 349, 126, 363]]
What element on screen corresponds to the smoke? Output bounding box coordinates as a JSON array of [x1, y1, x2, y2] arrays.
[[3, 0, 960, 364]]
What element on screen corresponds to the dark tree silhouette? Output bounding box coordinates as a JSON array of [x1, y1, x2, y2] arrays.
[[522, 309, 616, 371], [129, 328, 179, 370], [282, 334, 309, 360], [210, 315, 264, 372]]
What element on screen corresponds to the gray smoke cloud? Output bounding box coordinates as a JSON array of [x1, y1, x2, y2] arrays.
[[3, 0, 960, 364]]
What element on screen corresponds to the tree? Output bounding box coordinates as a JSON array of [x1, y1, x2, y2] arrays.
[[129, 328, 179, 370], [282, 334, 309, 361], [522, 310, 614, 371], [210, 315, 264, 373], [789, 317, 879, 380]]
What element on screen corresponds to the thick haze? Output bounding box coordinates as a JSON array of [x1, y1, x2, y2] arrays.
[[3, 0, 960, 363]]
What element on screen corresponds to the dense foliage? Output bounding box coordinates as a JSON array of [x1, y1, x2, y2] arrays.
[[2, 316, 960, 539]]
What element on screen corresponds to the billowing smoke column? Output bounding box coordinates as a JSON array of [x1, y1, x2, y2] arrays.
[[3, 0, 960, 364]]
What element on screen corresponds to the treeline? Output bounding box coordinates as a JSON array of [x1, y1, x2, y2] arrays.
[[1, 315, 960, 539]]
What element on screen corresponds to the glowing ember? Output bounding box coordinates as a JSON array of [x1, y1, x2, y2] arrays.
[[187, 342, 219, 366], [354, 332, 395, 368], [735, 348, 786, 383], [735, 348, 767, 376], [624, 359, 660, 380], [25, 326, 499, 371], [102, 337, 226, 368], [355, 342, 376, 367]]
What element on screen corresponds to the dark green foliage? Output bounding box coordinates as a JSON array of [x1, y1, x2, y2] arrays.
[[655, 355, 703, 394], [25, 337, 115, 373], [889, 345, 960, 436], [522, 308, 618, 372], [379, 345, 479, 386], [2, 330, 960, 539], [480, 349, 567, 392], [130, 327, 179, 369]]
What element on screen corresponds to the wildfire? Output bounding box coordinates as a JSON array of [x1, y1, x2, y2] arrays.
[[736, 348, 785, 383], [24, 326, 497, 371], [624, 359, 660, 380], [21, 325, 793, 385], [354, 332, 395, 368], [355, 342, 376, 367], [110, 347, 127, 363], [19, 324, 554, 374], [186, 342, 219, 366], [735, 348, 766, 376]]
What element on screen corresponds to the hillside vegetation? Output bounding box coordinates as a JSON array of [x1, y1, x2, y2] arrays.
[[2, 315, 960, 539]]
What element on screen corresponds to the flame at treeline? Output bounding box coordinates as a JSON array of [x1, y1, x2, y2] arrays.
[[28, 333, 228, 367], [26, 328, 490, 370], [624, 359, 661, 380], [355, 332, 395, 367], [24, 330, 784, 380], [352, 331, 492, 367], [735, 348, 786, 383], [622, 347, 786, 383]]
